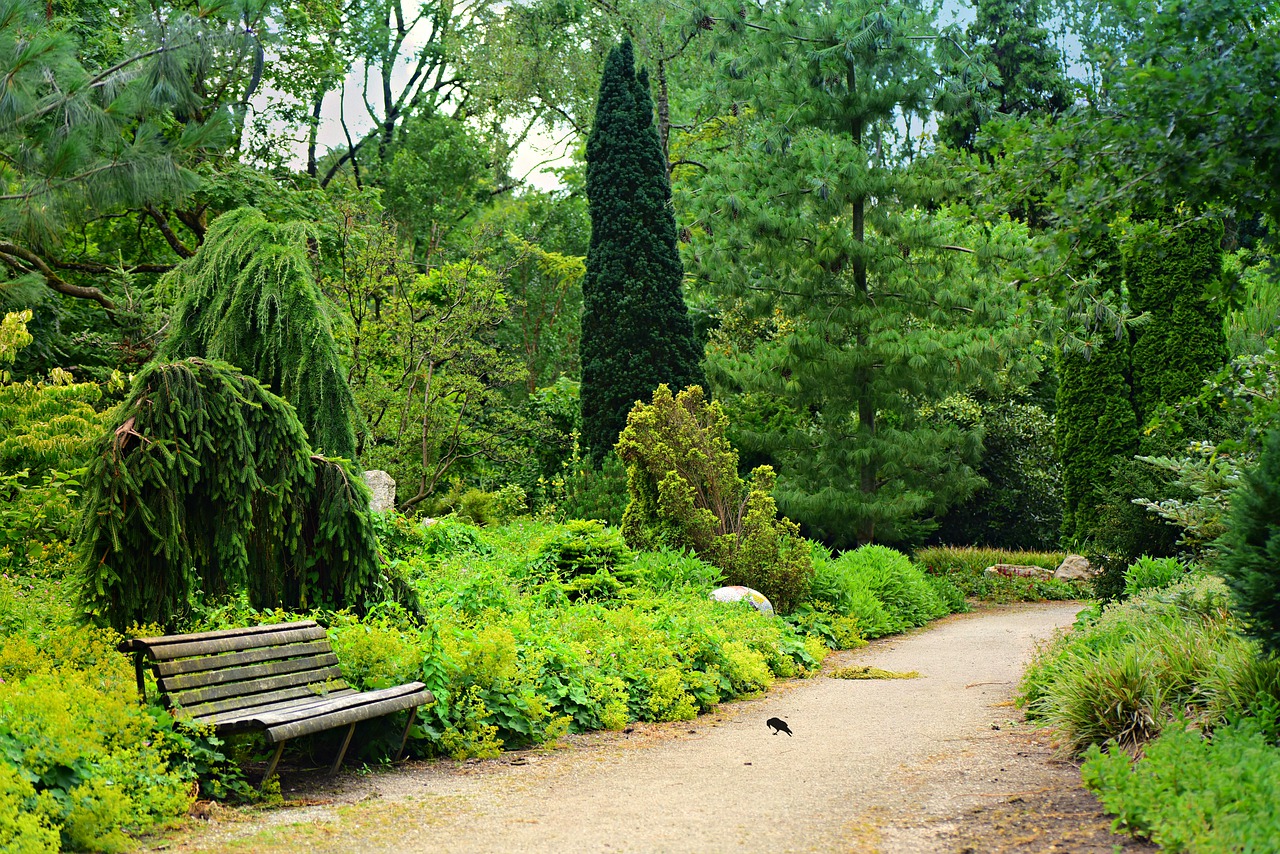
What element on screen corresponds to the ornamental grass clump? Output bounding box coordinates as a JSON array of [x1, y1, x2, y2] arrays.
[[1019, 574, 1256, 753]]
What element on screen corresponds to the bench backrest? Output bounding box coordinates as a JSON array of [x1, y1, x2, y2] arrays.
[[120, 620, 350, 722]]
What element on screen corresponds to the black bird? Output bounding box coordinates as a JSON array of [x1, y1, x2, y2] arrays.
[[766, 717, 792, 736]]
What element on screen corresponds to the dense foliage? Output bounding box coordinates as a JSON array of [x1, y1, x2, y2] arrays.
[[579, 38, 704, 465], [617, 384, 812, 612], [161, 208, 359, 459], [2, 0, 1279, 846], [1218, 430, 1280, 657], [77, 359, 383, 630], [688, 2, 1037, 546], [1125, 217, 1228, 424]]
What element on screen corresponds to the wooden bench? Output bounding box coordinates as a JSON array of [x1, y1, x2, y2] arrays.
[[119, 620, 434, 784]]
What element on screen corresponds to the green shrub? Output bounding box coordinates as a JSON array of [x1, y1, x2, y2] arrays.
[[1082, 711, 1280, 852], [524, 520, 639, 602], [431, 483, 528, 526], [1123, 556, 1186, 597], [631, 548, 724, 592], [616, 385, 813, 613], [1217, 428, 1280, 656], [834, 545, 950, 629], [807, 552, 902, 638]]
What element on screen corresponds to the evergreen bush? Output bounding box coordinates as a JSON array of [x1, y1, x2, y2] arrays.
[[77, 359, 384, 630], [579, 37, 704, 465], [1217, 429, 1280, 656], [616, 384, 813, 613]]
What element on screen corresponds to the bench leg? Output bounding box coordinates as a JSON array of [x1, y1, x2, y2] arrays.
[[395, 708, 417, 762], [329, 723, 357, 776], [262, 741, 286, 788]]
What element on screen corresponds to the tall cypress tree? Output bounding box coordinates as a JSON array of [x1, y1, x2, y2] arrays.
[[579, 37, 705, 466], [161, 207, 359, 460], [1055, 235, 1141, 545], [1125, 218, 1229, 423]]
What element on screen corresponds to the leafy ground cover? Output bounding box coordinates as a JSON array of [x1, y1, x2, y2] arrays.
[[0, 514, 1000, 851]]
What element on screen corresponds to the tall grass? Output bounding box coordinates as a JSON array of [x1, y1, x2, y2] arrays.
[[914, 545, 1080, 602]]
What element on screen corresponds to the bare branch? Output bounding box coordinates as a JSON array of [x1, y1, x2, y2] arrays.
[[0, 242, 117, 313]]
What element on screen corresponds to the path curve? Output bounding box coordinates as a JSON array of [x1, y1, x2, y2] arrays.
[[171, 602, 1150, 853]]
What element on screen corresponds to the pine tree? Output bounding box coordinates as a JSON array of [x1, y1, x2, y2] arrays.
[[579, 37, 705, 466], [688, 1, 1033, 546], [161, 207, 359, 460], [938, 0, 1070, 152], [77, 359, 386, 631], [1125, 217, 1229, 423]]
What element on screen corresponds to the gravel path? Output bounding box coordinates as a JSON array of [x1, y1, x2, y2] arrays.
[[166, 601, 1153, 853]]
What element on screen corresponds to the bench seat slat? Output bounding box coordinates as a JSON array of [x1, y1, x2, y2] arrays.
[[155, 641, 333, 677], [177, 683, 352, 722], [249, 682, 427, 727], [191, 689, 361, 728], [159, 653, 340, 693], [136, 625, 328, 661], [260, 685, 432, 743], [168, 665, 344, 708]]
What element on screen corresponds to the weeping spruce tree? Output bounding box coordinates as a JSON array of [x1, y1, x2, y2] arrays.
[[78, 359, 383, 631], [689, 1, 1031, 545], [579, 38, 705, 465], [161, 207, 358, 460]]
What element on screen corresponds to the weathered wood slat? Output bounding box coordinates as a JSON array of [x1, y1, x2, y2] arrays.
[[168, 666, 344, 708], [178, 683, 352, 722], [191, 689, 360, 727], [158, 653, 340, 693], [125, 621, 435, 783], [121, 620, 319, 652], [250, 683, 427, 727], [139, 625, 328, 661], [263, 687, 432, 743], [155, 641, 332, 677]]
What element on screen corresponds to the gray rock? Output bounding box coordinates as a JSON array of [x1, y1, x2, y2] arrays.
[[709, 585, 774, 615], [1054, 554, 1095, 581], [362, 469, 397, 513], [983, 564, 1053, 580]]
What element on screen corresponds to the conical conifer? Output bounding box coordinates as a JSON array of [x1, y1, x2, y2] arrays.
[[1125, 218, 1228, 423], [579, 38, 705, 465]]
